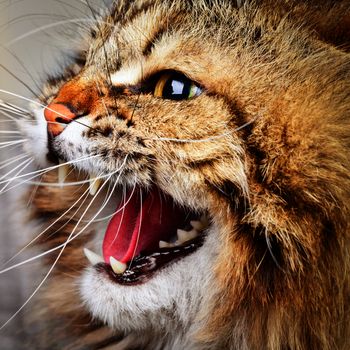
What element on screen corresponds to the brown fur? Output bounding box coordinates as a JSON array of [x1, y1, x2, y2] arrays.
[[24, 1, 350, 349]]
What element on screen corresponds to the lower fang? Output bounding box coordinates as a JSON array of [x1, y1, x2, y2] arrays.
[[159, 240, 175, 248], [110, 256, 127, 274], [177, 229, 198, 243]]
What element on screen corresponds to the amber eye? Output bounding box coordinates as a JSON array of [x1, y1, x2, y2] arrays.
[[154, 72, 202, 100]]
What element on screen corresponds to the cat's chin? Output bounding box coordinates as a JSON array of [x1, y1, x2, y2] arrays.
[[80, 230, 218, 340]]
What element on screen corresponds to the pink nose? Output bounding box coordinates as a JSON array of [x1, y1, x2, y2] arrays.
[[44, 103, 76, 136]]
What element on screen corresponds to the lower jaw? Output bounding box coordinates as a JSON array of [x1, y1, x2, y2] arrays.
[[95, 235, 205, 285]]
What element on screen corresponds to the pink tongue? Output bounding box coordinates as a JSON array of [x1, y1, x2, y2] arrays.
[[103, 188, 189, 263]]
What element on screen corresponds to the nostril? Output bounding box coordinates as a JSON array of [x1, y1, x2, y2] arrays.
[[44, 103, 77, 136], [56, 117, 69, 124], [44, 103, 76, 124]]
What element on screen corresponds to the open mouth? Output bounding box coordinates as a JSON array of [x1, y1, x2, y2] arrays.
[[84, 187, 209, 285]]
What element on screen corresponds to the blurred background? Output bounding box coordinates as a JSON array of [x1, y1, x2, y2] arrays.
[[0, 1, 107, 348]]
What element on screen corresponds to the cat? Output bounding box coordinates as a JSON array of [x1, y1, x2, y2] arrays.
[[3, 0, 350, 349]]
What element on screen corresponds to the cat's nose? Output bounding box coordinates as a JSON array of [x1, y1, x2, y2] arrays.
[[44, 103, 76, 137]]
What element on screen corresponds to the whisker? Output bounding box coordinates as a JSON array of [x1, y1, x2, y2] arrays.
[[0, 100, 32, 114], [55, 0, 91, 16], [0, 64, 40, 98], [0, 155, 103, 196], [1, 13, 70, 31], [108, 185, 127, 246], [0, 46, 43, 94], [128, 188, 142, 270], [5, 18, 95, 47], [0, 139, 27, 148], [0, 156, 128, 274], [0, 143, 26, 153], [0, 89, 100, 133], [0, 153, 28, 169], [0, 154, 100, 186], [85, 0, 114, 89], [0, 130, 21, 134], [83, 177, 119, 224], [147, 117, 259, 143], [0, 120, 22, 123], [0, 159, 33, 194], [0, 157, 33, 181], [0, 245, 68, 330], [4, 185, 91, 265], [0, 180, 94, 331], [0, 108, 32, 122], [88, 180, 136, 224]]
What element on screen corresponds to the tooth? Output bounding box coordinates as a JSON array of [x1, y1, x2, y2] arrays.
[[200, 215, 209, 228], [190, 220, 204, 231], [159, 240, 175, 248], [58, 160, 69, 185], [89, 176, 102, 196], [176, 229, 198, 244], [83, 248, 104, 265], [109, 256, 127, 274]]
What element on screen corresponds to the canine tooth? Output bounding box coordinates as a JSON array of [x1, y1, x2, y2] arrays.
[[110, 256, 127, 274], [58, 160, 69, 185], [89, 176, 102, 196], [200, 215, 209, 228], [190, 220, 204, 231], [177, 229, 198, 244], [159, 240, 175, 248], [83, 248, 104, 265]]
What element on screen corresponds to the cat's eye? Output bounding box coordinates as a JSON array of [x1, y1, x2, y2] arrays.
[[154, 72, 202, 100]]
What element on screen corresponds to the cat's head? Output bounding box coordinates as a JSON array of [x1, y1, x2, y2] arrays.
[[21, 0, 350, 348]]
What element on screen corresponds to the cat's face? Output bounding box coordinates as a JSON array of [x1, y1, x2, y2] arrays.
[[18, 0, 350, 348], [23, 1, 248, 345]]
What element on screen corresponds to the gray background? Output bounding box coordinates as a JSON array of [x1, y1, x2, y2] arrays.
[[0, 1, 106, 348]]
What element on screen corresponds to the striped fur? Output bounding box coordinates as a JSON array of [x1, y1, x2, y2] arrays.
[[19, 1, 350, 349]]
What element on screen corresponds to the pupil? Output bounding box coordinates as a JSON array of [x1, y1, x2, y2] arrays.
[[163, 77, 190, 100]]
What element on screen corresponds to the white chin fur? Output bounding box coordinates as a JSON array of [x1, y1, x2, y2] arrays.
[[80, 229, 218, 348], [21, 107, 50, 167]]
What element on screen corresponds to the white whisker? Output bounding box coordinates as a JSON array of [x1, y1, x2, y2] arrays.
[[0, 89, 95, 131], [0, 155, 103, 196], [0, 139, 27, 149], [4, 185, 91, 265], [148, 117, 259, 143], [83, 177, 119, 224], [0, 100, 31, 114], [0, 156, 128, 275], [128, 188, 142, 269], [0, 108, 31, 120], [0, 154, 100, 186], [0, 104, 31, 117], [0, 153, 28, 169], [0, 139, 27, 146], [0, 130, 21, 134], [87, 180, 136, 224], [6, 18, 96, 47], [0, 157, 33, 181], [0, 159, 33, 194], [0, 109, 31, 123], [0, 182, 95, 331]]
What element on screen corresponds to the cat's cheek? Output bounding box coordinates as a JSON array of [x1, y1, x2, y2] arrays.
[[79, 233, 218, 333]]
